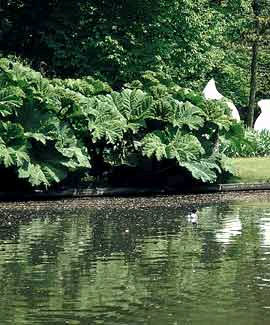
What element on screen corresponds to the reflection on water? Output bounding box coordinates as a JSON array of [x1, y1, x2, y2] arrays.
[[1, 201, 270, 324], [259, 217, 270, 248], [215, 215, 242, 244]]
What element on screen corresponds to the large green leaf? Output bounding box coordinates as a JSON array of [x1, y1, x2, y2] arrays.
[[180, 159, 220, 183], [141, 129, 204, 162], [168, 100, 205, 130], [149, 95, 173, 121], [0, 145, 15, 167], [202, 100, 232, 131], [141, 131, 168, 161], [24, 132, 48, 145], [0, 59, 42, 90], [53, 76, 111, 97], [53, 86, 85, 116], [18, 161, 67, 187], [28, 77, 61, 112], [0, 121, 30, 168], [166, 130, 205, 162], [54, 123, 90, 169], [0, 81, 90, 187], [110, 89, 153, 133], [114, 89, 153, 119], [15, 104, 59, 143], [18, 162, 51, 187], [17, 141, 85, 187], [0, 84, 25, 117], [141, 128, 220, 183], [86, 97, 126, 144], [219, 154, 236, 175], [62, 93, 126, 144]]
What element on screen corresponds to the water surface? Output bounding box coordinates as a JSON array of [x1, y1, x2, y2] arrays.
[[1, 198, 270, 324]]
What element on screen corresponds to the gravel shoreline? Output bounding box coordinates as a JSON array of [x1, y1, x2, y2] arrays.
[[1, 190, 270, 211]]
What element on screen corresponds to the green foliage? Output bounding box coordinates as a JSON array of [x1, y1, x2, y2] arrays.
[[141, 128, 223, 183], [180, 159, 220, 183], [4, 0, 269, 189], [0, 121, 29, 168], [0, 84, 25, 117], [0, 0, 228, 88], [1, 0, 269, 126], [215, 47, 250, 109], [167, 101, 205, 130], [141, 130, 204, 162], [0, 57, 237, 188], [111, 89, 154, 132], [0, 58, 90, 187], [52, 77, 112, 97], [137, 86, 235, 183], [87, 98, 126, 145], [220, 126, 270, 158], [53, 87, 154, 173]]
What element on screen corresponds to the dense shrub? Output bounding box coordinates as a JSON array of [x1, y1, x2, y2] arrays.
[[0, 58, 236, 189], [220, 127, 270, 158], [0, 58, 91, 187]]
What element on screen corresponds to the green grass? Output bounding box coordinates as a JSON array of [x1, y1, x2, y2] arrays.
[[227, 158, 270, 184]]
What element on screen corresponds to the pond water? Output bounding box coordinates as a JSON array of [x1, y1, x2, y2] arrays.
[[1, 197, 270, 324]]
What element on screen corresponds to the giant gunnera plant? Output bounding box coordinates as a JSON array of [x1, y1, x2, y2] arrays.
[[0, 58, 236, 189], [0, 58, 90, 188]]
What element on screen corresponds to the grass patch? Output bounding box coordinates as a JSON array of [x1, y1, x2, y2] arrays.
[[227, 158, 270, 183]]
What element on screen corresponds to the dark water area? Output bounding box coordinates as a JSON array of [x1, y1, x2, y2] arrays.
[[1, 194, 270, 324]]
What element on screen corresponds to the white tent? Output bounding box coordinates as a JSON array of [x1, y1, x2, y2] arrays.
[[254, 99, 270, 131], [203, 78, 241, 122], [203, 78, 223, 100]]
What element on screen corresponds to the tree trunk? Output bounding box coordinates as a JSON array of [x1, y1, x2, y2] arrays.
[[247, 40, 258, 128], [248, 0, 260, 128]]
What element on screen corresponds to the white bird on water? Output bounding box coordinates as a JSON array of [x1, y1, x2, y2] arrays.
[[187, 209, 198, 225], [254, 99, 270, 132], [203, 78, 241, 122]]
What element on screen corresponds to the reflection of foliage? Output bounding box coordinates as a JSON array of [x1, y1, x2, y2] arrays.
[[1, 202, 270, 323]]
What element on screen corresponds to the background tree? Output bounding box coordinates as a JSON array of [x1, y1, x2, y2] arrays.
[[221, 0, 270, 126], [0, 0, 228, 89]]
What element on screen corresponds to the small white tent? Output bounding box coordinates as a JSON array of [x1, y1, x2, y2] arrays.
[[203, 78, 223, 100], [203, 78, 241, 122], [254, 99, 270, 131]]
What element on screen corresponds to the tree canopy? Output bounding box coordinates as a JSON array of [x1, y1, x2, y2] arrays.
[[1, 0, 270, 189]]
